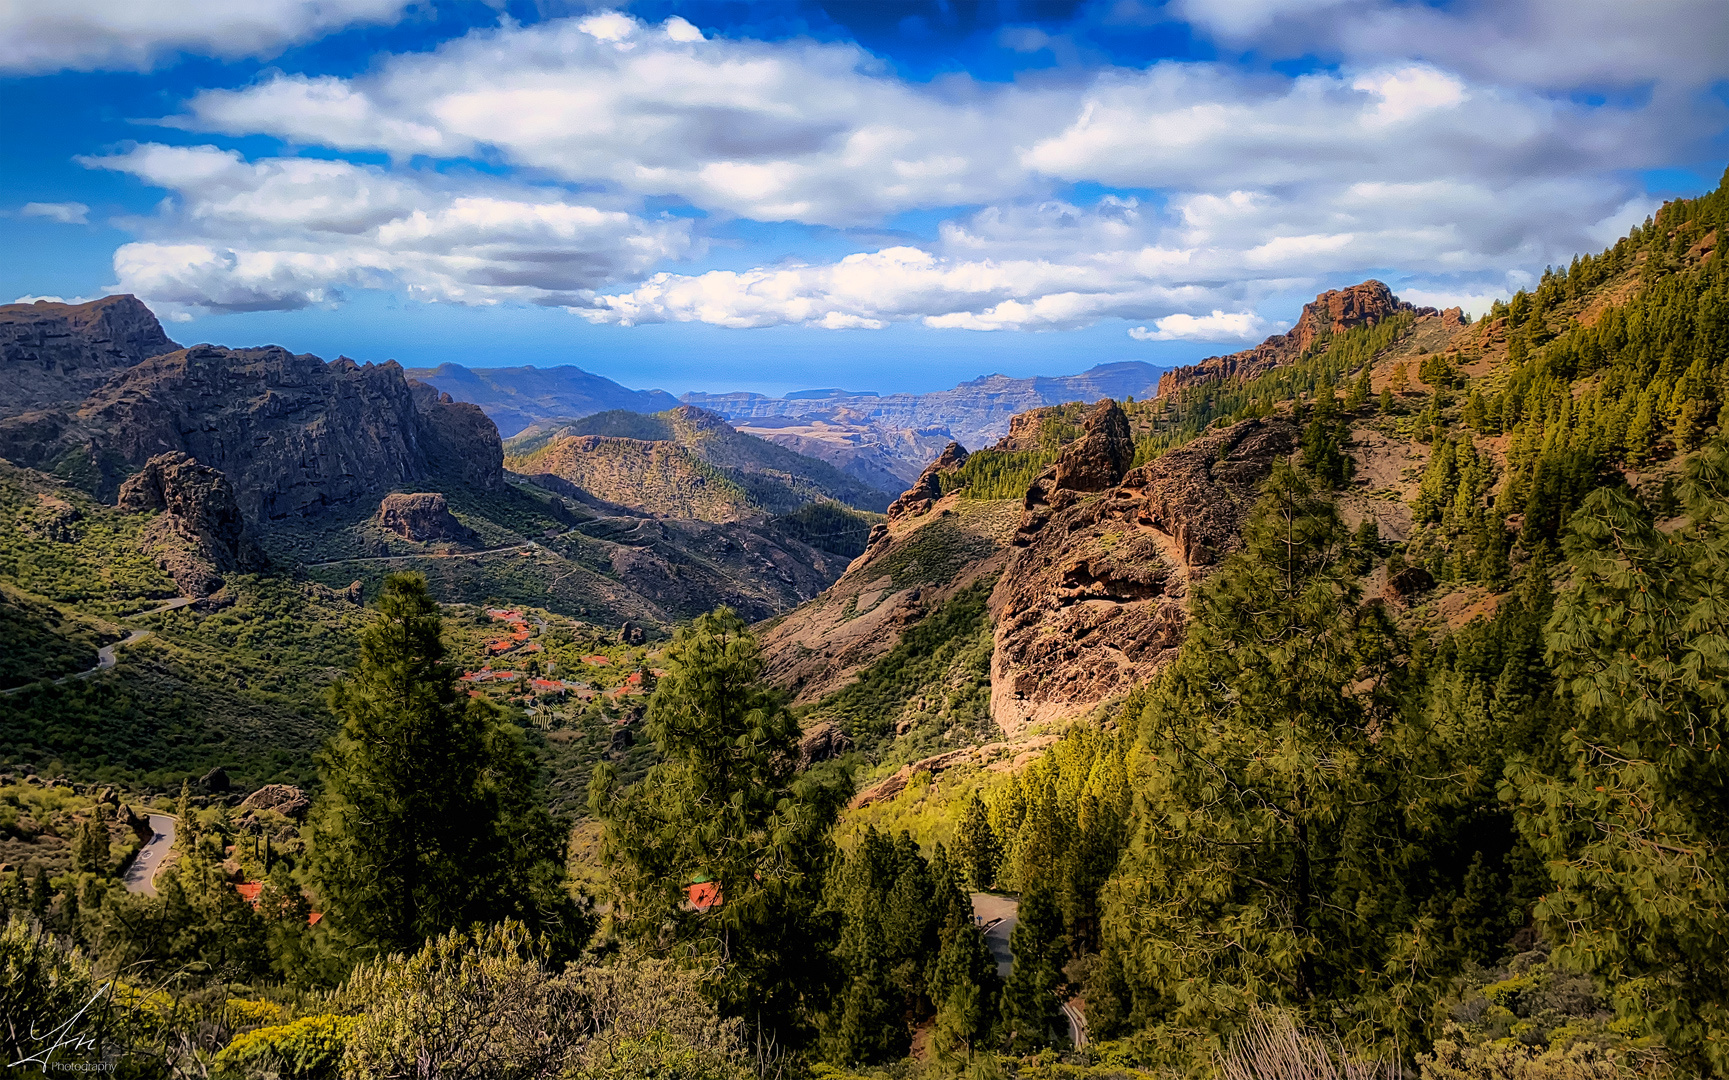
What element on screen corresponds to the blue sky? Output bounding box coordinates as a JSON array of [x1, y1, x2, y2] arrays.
[[3, 1, 1725, 397]]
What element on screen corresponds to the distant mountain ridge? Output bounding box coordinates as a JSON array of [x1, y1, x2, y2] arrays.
[[505, 406, 893, 520], [405, 362, 680, 438], [416, 359, 1172, 490]]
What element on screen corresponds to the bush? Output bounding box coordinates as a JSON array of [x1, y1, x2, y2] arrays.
[[213, 1014, 357, 1080]]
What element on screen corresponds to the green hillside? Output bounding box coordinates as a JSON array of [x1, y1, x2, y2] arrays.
[[505, 405, 894, 516]]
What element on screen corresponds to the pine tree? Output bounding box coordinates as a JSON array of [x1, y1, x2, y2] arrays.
[[310, 573, 573, 956], [954, 793, 1000, 890], [1001, 881, 1066, 1052], [1508, 439, 1729, 1074], [589, 607, 847, 1048], [1103, 463, 1421, 1050], [927, 844, 1000, 1058]]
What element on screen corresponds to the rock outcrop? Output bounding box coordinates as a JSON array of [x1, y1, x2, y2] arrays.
[[885, 441, 968, 521], [1, 344, 503, 520], [0, 295, 179, 417], [118, 451, 264, 596], [236, 784, 311, 820], [1157, 281, 1433, 398], [376, 492, 474, 542], [989, 415, 1300, 731]]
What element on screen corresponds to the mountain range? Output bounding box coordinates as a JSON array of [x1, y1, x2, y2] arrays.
[[410, 358, 1173, 491]]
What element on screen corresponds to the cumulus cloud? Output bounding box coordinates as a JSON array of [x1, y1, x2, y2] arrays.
[[1176, 0, 1729, 92], [86, 144, 693, 313], [1129, 311, 1268, 342], [172, 13, 1062, 226], [0, 0, 413, 74], [96, 7, 1714, 330], [579, 237, 1216, 332], [20, 202, 90, 224]]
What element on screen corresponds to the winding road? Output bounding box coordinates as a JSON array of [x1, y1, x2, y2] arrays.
[[120, 813, 177, 896], [970, 892, 1088, 1049], [0, 596, 193, 697], [304, 541, 542, 568]]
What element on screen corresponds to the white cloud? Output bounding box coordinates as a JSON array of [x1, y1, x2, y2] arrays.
[[1129, 310, 1268, 341], [577, 238, 1215, 332], [12, 294, 97, 305], [1181, 0, 1729, 92], [173, 13, 1060, 226], [0, 0, 412, 74], [86, 144, 693, 313], [20, 202, 90, 224], [99, 8, 1716, 330]]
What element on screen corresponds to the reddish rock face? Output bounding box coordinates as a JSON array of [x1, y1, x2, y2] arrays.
[[377, 492, 474, 542], [989, 415, 1299, 731], [884, 440, 969, 522], [1156, 281, 1434, 399], [118, 451, 264, 596]]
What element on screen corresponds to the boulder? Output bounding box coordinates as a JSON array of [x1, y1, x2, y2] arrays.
[[991, 416, 1300, 732], [619, 621, 646, 646], [199, 766, 231, 794], [376, 492, 474, 543], [797, 719, 853, 767], [1383, 565, 1436, 605], [236, 783, 311, 820], [1052, 399, 1134, 493]]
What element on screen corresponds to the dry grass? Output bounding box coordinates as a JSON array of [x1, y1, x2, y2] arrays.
[[1215, 1011, 1401, 1080]]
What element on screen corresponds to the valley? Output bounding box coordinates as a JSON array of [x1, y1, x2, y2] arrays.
[[1, 171, 1726, 1078]]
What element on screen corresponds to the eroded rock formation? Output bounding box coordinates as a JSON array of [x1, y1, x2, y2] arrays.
[[885, 441, 968, 522], [1157, 281, 1434, 398], [376, 492, 474, 543], [2, 343, 503, 519], [989, 414, 1300, 731], [0, 295, 179, 417], [118, 451, 264, 596]]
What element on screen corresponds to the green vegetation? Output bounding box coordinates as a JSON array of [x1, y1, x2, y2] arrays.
[[0, 574, 363, 789], [1138, 310, 1417, 457], [587, 608, 848, 1050], [821, 828, 998, 1064], [798, 577, 996, 768], [769, 501, 882, 558], [309, 574, 584, 957], [939, 404, 1087, 499]]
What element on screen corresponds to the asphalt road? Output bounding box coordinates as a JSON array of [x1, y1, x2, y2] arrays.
[[969, 891, 1088, 1048], [121, 814, 177, 896], [0, 596, 192, 697]]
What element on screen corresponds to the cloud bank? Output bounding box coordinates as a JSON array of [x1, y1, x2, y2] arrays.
[[58, 4, 1727, 337]]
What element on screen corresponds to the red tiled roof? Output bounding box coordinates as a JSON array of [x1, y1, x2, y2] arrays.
[[583, 655, 611, 665], [688, 881, 722, 912], [235, 882, 263, 904]]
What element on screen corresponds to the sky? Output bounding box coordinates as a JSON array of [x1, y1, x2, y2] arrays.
[[2, 1, 1726, 397]]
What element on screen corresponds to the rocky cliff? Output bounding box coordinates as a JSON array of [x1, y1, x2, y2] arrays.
[[0, 344, 503, 520], [0, 296, 180, 418], [117, 451, 265, 596], [990, 406, 1299, 731], [1156, 281, 1432, 398]]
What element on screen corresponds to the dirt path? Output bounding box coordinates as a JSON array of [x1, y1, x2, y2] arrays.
[[121, 813, 177, 896], [0, 596, 193, 696], [969, 892, 1087, 1048], [305, 538, 563, 568]]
